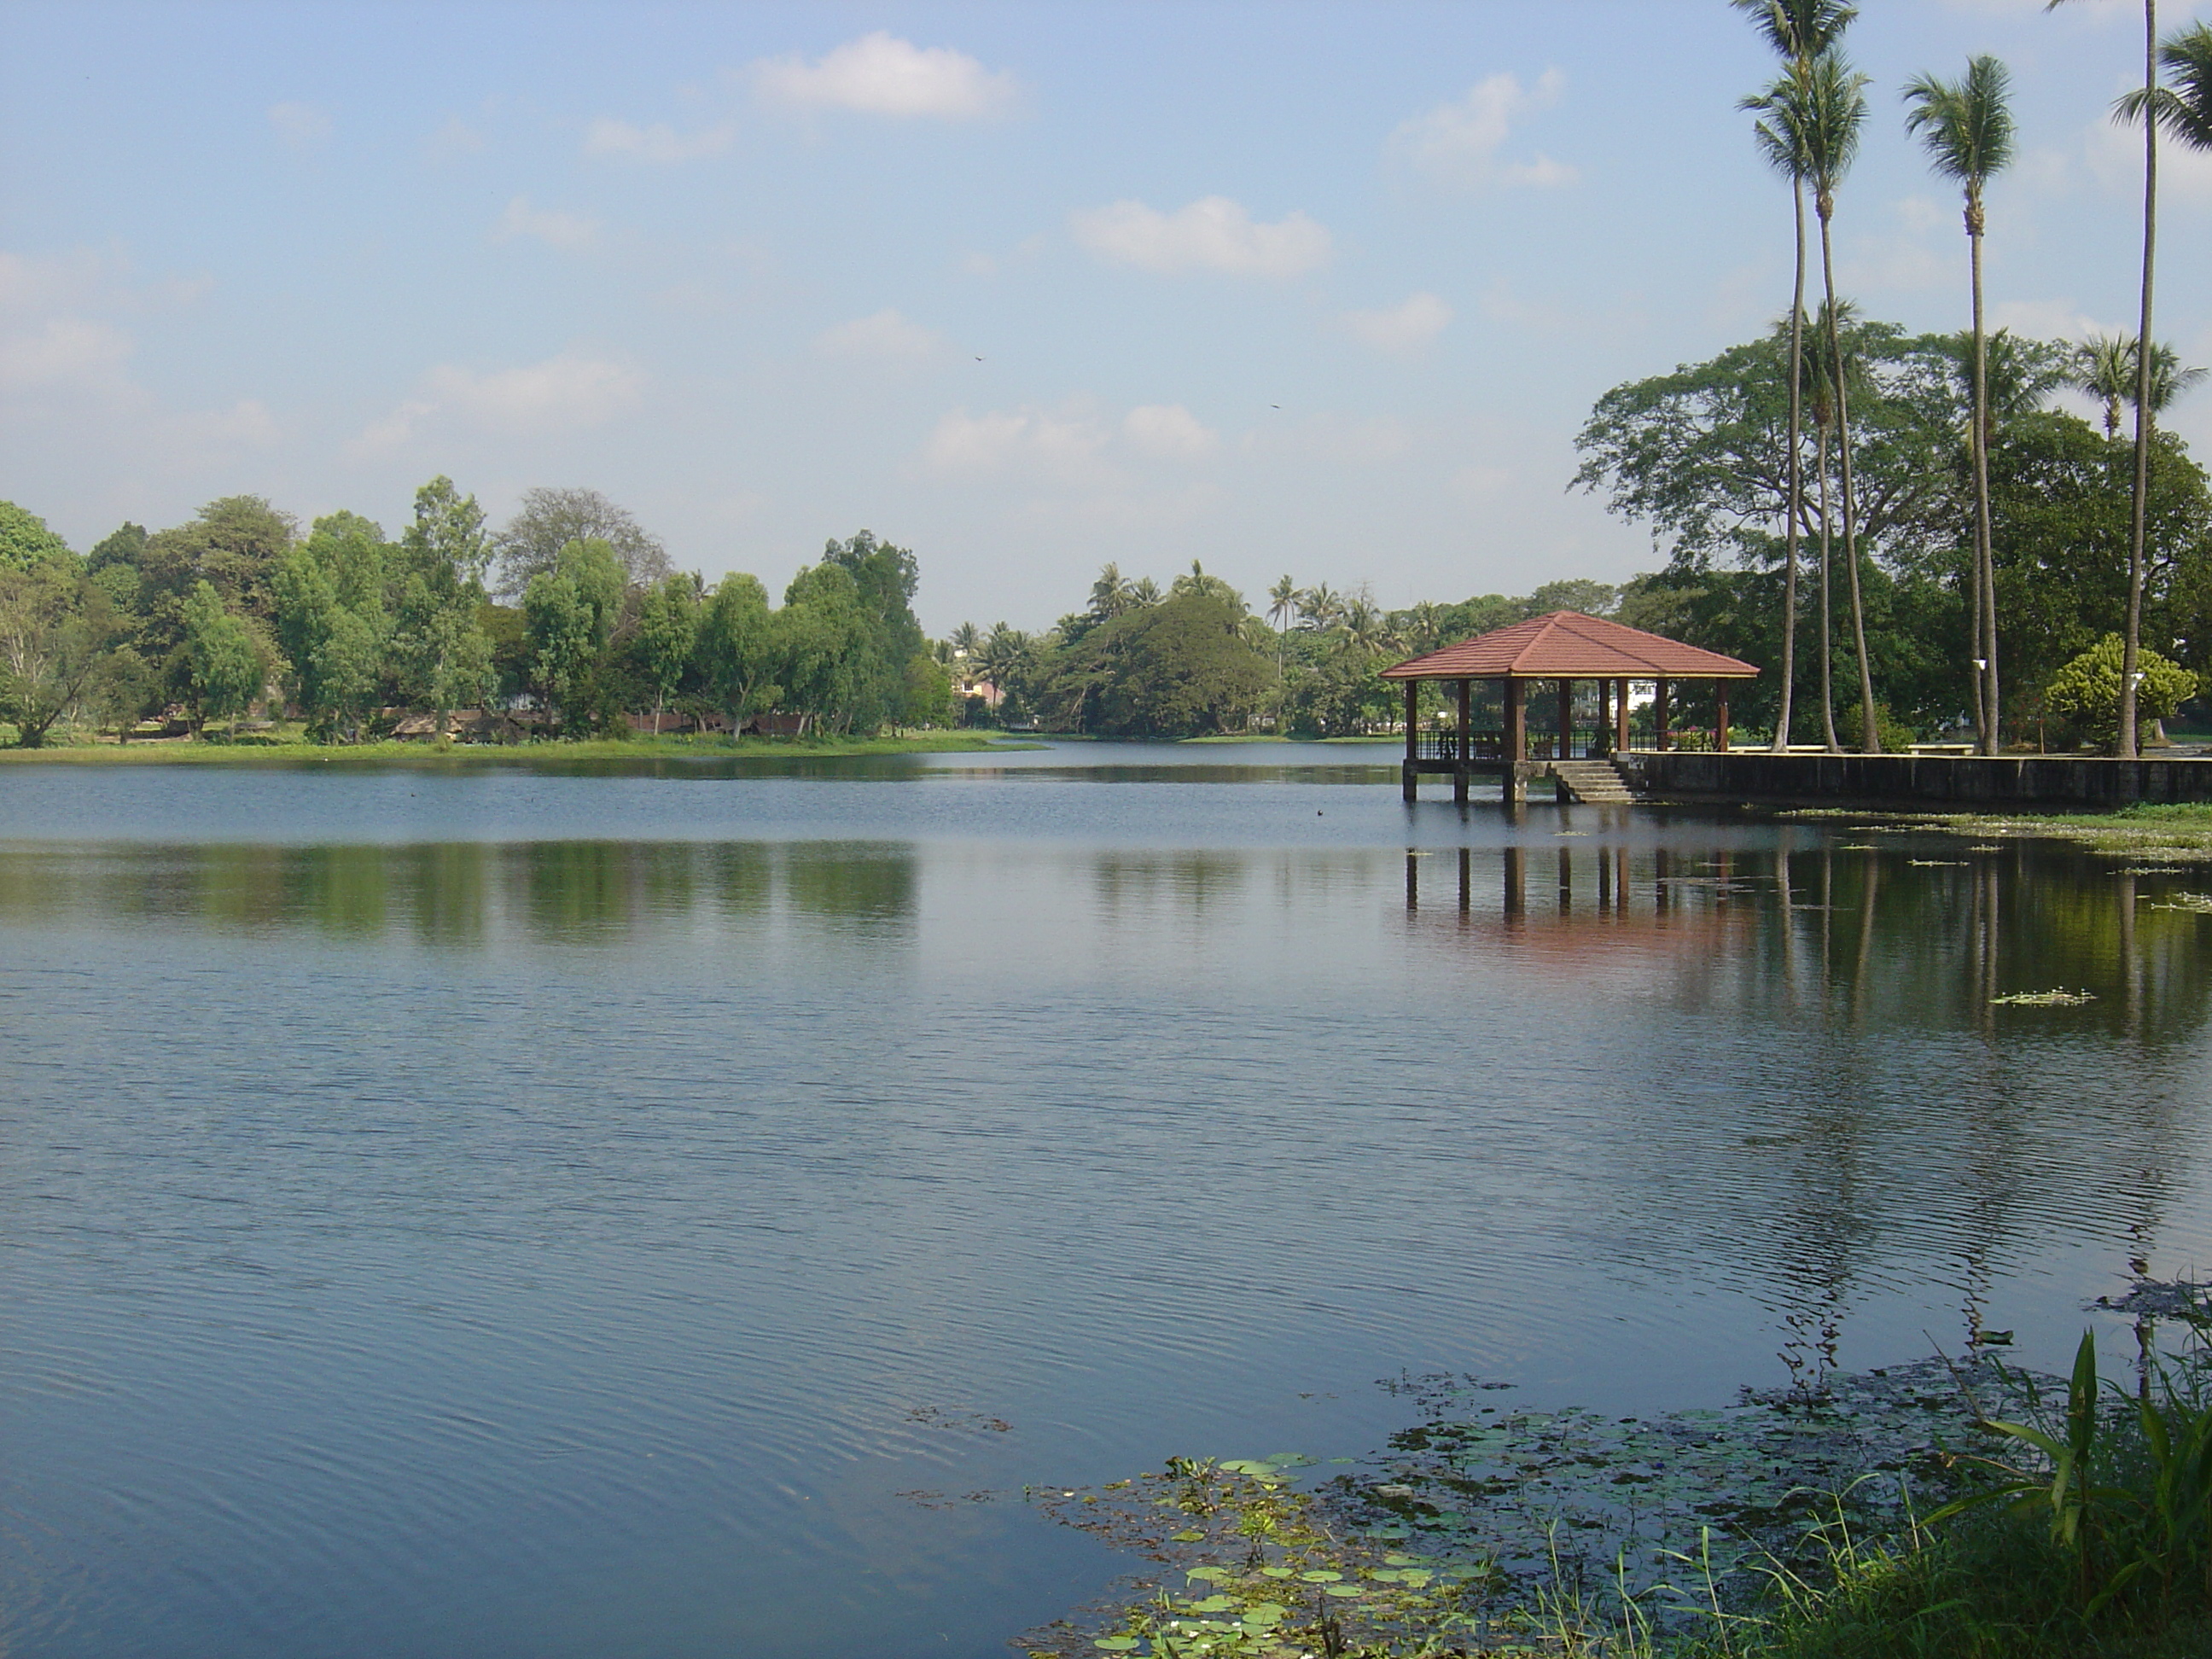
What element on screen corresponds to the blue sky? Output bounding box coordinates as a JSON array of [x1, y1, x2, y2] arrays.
[[4, 0, 2209, 632]]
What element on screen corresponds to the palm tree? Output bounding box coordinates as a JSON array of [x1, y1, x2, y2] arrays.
[[948, 620, 982, 658], [1266, 574, 1298, 690], [2052, 0, 2158, 754], [1800, 301, 1860, 752], [1794, 51, 1880, 752], [1296, 583, 1343, 632], [1088, 562, 1134, 619], [1735, 1, 1856, 751], [978, 623, 1034, 710], [1905, 55, 2017, 756], [2075, 335, 2207, 438]]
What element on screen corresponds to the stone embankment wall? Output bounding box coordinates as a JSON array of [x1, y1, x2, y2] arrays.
[[1615, 751, 2212, 810]]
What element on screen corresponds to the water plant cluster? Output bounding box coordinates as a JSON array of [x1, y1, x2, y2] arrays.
[[1025, 1301, 2212, 1659]]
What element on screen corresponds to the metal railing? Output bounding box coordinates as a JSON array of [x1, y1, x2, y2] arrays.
[[1416, 727, 1615, 761]]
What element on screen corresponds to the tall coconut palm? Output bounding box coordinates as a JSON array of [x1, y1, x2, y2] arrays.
[[2052, 0, 2158, 755], [1784, 51, 1880, 752], [1905, 55, 2017, 756], [1801, 300, 1861, 753], [1736, 2, 1856, 752], [1266, 574, 1298, 690]]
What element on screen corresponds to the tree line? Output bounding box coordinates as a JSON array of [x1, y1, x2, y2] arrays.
[[1708, 0, 2212, 754], [0, 483, 950, 746], [940, 568, 1623, 740]]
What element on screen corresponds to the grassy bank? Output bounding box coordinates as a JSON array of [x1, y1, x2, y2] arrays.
[[0, 731, 1032, 766]]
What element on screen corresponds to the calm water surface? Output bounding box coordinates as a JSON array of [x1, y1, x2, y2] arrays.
[[3, 742, 2209, 1657]]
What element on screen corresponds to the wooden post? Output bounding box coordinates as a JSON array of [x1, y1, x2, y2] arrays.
[[1557, 678, 1574, 760], [1454, 678, 1471, 805], [1502, 677, 1526, 802], [1402, 679, 1418, 801], [1616, 678, 1631, 753], [1716, 684, 1731, 752], [1656, 678, 1671, 752], [1596, 678, 1611, 754]]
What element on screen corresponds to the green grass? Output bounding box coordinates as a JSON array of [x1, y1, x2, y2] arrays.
[[0, 731, 1032, 765]]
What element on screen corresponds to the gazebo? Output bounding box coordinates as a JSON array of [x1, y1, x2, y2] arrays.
[[1382, 610, 1760, 803]]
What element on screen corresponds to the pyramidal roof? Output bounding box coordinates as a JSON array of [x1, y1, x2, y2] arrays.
[[1381, 611, 1760, 682]]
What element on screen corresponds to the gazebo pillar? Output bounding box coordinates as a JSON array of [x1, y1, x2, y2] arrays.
[[1453, 678, 1471, 806], [1716, 684, 1731, 752], [1401, 679, 1418, 801], [1596, 679, 1611, 755], [1502, 677, 1526, 803], [1556, 678, 1573, 760], [1615, 678, 1631, 753], [1656, 678, 1672, 752]]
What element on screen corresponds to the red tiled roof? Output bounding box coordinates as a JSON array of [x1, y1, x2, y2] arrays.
[[1381, 611, 1760, 681]]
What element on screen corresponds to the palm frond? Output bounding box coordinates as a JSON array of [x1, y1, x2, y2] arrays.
[[1902, 55, 2016, 188], [1730, 0, 1857, 62]]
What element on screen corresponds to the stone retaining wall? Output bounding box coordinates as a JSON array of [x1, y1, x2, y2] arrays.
[[1614, 751, 2212, 809]]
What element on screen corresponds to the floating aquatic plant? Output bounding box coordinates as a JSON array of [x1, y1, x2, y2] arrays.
[[1989, 989, 2098, 1006]]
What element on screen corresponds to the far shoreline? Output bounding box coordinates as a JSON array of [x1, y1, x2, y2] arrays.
[[0, 731, 1043, 767]]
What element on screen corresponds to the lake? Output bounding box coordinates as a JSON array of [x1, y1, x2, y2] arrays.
[[2, 741, 2208, 1657]]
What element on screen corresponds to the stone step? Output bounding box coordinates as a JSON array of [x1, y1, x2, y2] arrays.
[[1551, 761, 1639, 804]]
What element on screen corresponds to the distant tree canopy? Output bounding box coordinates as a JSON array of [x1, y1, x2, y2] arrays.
[[0, 484, 956, 747]]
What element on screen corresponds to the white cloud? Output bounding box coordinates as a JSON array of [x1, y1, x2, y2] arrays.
[[583, 116, 736, 163], [268, 101, 332, 148], [1123, 404, 1219, 460], [174, 399, 279, 448], [816, 308, 942, 358], [1390, 70, 1575, 189], [492, 195, 601, 251], [1988, 298, 2114, 342], [1069, 195, 1332, 278], [0, 315, 138, 397], [921, 406, 1114, 484], [1451, 463, 1511, 500], [424, 116, 486, 161], [1344, 292, 1453, 354], [1243, 413, 1418, 467], [750, 32, 1016, 119], [349, 352, 645, 456]]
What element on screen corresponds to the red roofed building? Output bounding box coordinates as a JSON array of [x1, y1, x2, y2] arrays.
[[1380, 611, 1760, 803]]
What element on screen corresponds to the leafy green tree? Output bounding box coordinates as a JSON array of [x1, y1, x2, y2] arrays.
[[2046, 633, 2195, 747], [0, 501, 75, 572], [777, 562, 873, 732], [181, 579, 266, 736], [272, 514, 395, 741], [1905, 53, 2017, 753], [818, 530, 928, 731], [143, 496, 295, 625], [403, 476, 492, 591], [388, 478, 496, 731], [523, 538, 626, 731], [391, 575, 494, 732], [696, 573, 777, 731], [632, 574, 700, 731], [1035, 591, 1271, 737], [1988, 413, 2212, 702], [0, 562, 121, 745]]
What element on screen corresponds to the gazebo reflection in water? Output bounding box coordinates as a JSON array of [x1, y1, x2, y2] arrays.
[[1381, 611, 1761, 804]]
